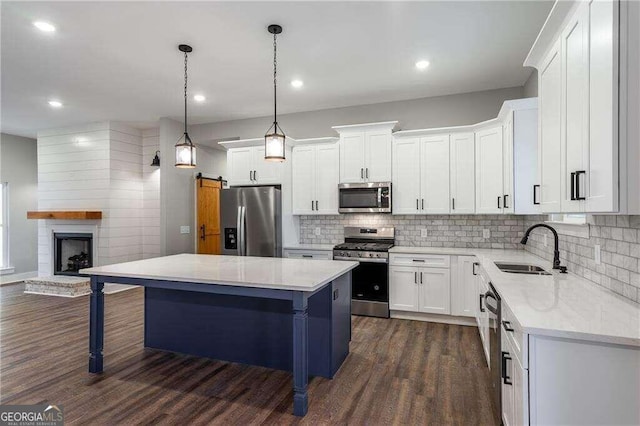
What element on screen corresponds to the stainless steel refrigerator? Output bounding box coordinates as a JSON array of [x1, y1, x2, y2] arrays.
[[220, 186, 282, 257]]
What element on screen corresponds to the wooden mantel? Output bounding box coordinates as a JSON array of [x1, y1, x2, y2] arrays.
[[27, 211, 102, 220]]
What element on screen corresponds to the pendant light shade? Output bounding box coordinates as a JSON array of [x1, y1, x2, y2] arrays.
[[264, 24, 286, 162], [175, 44, 197, 168]]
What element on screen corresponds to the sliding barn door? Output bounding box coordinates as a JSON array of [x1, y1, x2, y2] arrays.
[[196, 178, 221, 254]]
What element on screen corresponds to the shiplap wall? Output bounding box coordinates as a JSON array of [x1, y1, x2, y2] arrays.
[[36, 122, 149, 275], [142, 128, 160, 259]]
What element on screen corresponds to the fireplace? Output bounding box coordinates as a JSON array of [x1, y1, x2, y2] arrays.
[[54, 233, 93, 276]]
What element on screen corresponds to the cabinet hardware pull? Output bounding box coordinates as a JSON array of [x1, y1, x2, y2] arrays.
[[501, 351, 513, 385], [420, 272, 423, 284], [250, 170, 253, 181], [472, 262, 479, 275], [570, 172, 576, 200], [497, 196, 502, 209], [366, 168, 369, 179], [452, 198, 455, 210], [412, 259, 425, 262], [421, 199, 424, 210], [503, 194, 510, 209], [200, 225, 206, 241], [315, 200, 319, 210], [361, 168, 364, 179], [533, 184, 540, 205], [502, 320, 515, 332], [575, 170, 586, 200], [416, 199, 419, 210], [254, 170, 257, 181], [479, 294, 485, 312], [302, 255, 313, 258], [311, 200, 314, 211], [414, 271, 418, 284]]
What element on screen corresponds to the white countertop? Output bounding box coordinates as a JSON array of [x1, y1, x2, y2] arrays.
[[391, 246, 640, 347], [81, 254, 358, 293], [283, 244, 335, 251]]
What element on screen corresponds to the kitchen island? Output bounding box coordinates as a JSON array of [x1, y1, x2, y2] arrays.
[[81, 254, 358, 417]]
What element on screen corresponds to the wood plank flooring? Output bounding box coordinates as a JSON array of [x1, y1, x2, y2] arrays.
[[0, 283, 497, 425]]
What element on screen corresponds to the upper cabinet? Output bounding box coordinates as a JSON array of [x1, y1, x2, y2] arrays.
[[450, 133, 476, 214], [220, 138, 292, 186], [475, 126, 504, 214], [333, 121, 397, 183], [526, 0, 639, 213], [292, 138, 340, 215]]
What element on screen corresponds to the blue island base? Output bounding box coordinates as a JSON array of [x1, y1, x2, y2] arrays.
[[143, 273, 351, 379]]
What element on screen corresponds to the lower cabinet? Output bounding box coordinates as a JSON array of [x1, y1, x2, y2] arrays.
[[451, 256, 478, 317], [283, 248, 332, 260], [476, 269, 490, 365], [501, 325, 528, 426], [389, 265, 450, 315]]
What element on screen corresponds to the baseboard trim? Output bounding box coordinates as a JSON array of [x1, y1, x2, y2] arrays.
[[0, 271, 38, 286], [390, 310, 477, 326]]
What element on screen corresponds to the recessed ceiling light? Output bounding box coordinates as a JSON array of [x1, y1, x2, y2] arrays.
[[33, 21, 56, 32], [415, 60, 430, 71], [48, 100, 63, 108], [193, 94, 206, 102], [291, 80, 304, 89]]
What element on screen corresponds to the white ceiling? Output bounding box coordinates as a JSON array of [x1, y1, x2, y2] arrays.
[[1, 1, 553, 138]]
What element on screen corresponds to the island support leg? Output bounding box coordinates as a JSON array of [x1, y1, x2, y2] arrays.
[[292, 292, 309, 416], [89, 276, 105, 373]]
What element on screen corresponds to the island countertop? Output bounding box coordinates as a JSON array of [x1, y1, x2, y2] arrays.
[[81, 253, 359, 292]]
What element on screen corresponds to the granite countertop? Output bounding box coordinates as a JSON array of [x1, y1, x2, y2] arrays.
[[284, 244, 336, 251], [390, 246, 640, 347], [81, 254, 358, 292]]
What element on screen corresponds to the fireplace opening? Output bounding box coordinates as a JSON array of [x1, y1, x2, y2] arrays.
[[54, 233, 93, 276]]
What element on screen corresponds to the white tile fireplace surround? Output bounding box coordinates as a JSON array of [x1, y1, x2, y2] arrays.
[[38, 222, 99, 276]]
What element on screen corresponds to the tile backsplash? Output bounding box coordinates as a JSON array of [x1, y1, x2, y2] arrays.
[[523, 215, 640, 303], [299, 214, 525, 249], [299, 213, 640, 304]]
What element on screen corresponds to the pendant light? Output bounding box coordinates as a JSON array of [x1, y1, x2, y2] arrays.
[[264, 24, 286, 162], [175, 44, 197, 168]]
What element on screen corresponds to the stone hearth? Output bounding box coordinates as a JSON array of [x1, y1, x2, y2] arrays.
[[24, 276, 135, 298]]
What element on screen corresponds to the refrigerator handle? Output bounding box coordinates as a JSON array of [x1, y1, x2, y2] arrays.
[[241, 206, 247, 256], [236, 206, 243, 256]]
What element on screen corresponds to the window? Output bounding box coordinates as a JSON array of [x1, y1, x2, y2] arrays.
[[0, 182, 8, 269]]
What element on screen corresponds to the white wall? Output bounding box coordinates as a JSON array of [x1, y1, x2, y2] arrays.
[[35, 122, 144, 275], [142, 128, 161, 259], [0, 133, 38, 279], [190, 86, 524, 143]]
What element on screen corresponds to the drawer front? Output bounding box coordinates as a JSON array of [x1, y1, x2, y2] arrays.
[[390, 253, 450, 268], [502, 301, 527, 368], [283, 249, 332, 260]]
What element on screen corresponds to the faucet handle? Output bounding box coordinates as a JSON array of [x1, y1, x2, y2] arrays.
[[558, 266, 568, 274]]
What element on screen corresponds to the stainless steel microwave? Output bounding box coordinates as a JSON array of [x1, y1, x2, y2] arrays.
[[338, 182, 392, 213]]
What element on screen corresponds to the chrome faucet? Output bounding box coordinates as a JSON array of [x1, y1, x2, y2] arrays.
[[520, 224, 567, 273]]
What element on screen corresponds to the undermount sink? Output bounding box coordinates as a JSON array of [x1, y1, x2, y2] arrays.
[[494, 262, 552, 276]]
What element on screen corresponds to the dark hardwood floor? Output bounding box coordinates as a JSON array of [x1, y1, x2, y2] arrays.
[[0, 283, 496, 425]]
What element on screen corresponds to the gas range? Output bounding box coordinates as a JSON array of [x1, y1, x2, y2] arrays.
[[332, 226, 394, 318], [332, 227, 395, 263]]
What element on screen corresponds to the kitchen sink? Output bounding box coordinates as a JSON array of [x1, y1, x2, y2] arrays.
[[494, 262, 552, 276]]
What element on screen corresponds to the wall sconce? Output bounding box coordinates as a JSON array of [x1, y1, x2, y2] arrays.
[[151, 150, 160, 167]]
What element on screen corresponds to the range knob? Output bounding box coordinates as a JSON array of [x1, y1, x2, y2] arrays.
[[368, 253, 374, 257]]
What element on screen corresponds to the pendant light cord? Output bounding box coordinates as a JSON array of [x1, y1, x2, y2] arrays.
[[184, 51, 188, 135], [273, 32, 277, 125]]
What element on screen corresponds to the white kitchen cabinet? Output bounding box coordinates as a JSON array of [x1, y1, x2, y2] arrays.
[[502, 114, 515, 214], [538, 40, 563, 213], [501, 325, 516, 426], [392, 133, 450, 214], [389, 266, 420, 311], [283, 248, 332, 260], [389, 254, 451, 315], [530, 0, 622, 213], [292, 142, 339, 215], [420, 135, 451, 214], [451, 256, 478, 318], [476, 269, 490, 366], [475, 126, 504, 214], [226, 145, 284, 186], [417, 267, 451, 315], [391, 137, 421, 214], [450, 133, 476, 214], [333, 121, 397, 184]]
